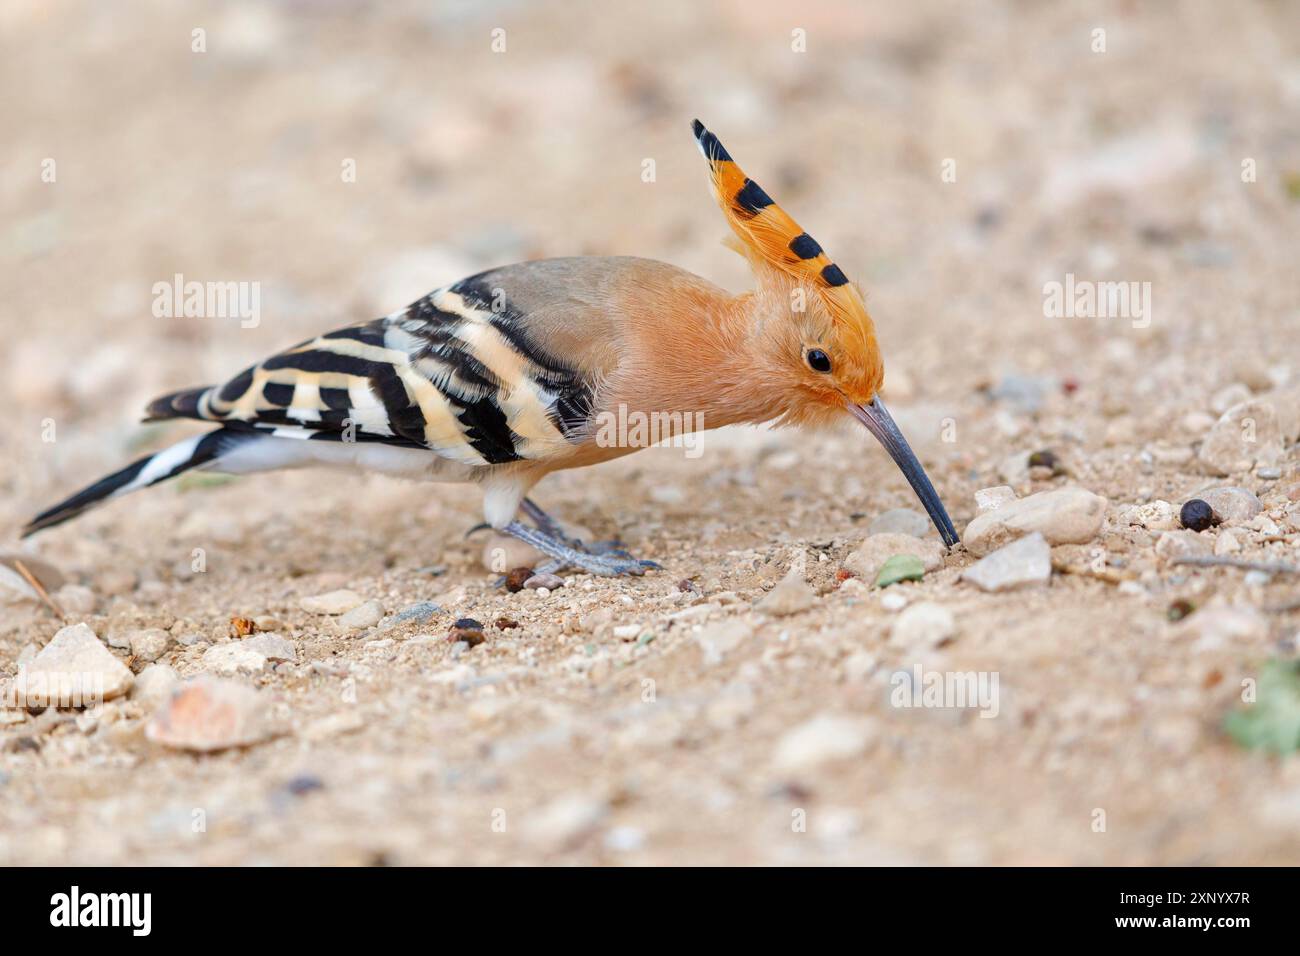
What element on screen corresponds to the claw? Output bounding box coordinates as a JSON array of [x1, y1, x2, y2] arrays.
[[501, 520, 658, 578], [464, 521, 493, 540]]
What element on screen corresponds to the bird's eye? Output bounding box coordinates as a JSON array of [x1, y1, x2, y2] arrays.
[[806, 349, 832, 373]]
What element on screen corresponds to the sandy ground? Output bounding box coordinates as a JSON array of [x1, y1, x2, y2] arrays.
[[2, 0, 1299, 865]]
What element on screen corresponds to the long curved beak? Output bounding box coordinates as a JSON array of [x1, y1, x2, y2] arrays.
[[848, 397, 960, 549]]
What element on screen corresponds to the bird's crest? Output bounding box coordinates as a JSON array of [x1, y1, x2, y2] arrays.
[[690, 119, 875, 356]]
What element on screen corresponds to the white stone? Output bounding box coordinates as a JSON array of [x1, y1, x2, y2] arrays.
[[1155, 529, 1212, 565], [146, 676, 273, 752], [962, 487, 1107, 556], [755, 567, 816, 616], [773, 714, 874, 772], [1130, 499, 1179, 531], [1198, 400, 1281, 476], [241, 633, 297, 662], [1198, 486, 1263, 524], [890, 602, 956, 649], [961, 532, 1052, 592], [16, 623, 133, 707], [202, 642, 269, 676], [128, 628, 172, 663], [299, 589, 365, 615], [525, 794, 608, 847], [1213, 529, 1242, 555], [338, 599, 384, 630], [131, 664, 180, 708], [974, 486, 1017, 513]]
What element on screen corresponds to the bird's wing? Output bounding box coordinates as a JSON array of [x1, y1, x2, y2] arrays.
[[145, 267, 600, 466]]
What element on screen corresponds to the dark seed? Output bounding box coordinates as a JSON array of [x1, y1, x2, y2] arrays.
[[1179, 499, 1217, 532], [1167, 599, 1195, 622], [1027, 449, 1058, 470], [448, 619, 486, 647], [503, 567, 534, 592]]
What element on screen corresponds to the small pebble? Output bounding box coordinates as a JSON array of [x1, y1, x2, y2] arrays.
[[504, 566, 534, 592], [241, 633, 297, 662], [14, 623, 133, 706], [755, 567, 816, 617], [202, 642, 269, 676], [961, 532, 1052, 592], [286, 774, 325, 796], [772, 714, 874, 772], [1156, 529, 1212, 564], [300, 589, 365, 615], [880, 591, 908, 612], [129, 628, 172, 664], [146, 676, 273, 752], [385, 602, 442, 627], [131, 664, 180, 708], [338, 600, 384, 630], [890, 602, 955, 649], [524, 572, 564, 590]]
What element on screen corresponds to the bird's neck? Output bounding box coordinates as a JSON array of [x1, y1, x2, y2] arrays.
[[607, 285, 789, 431]]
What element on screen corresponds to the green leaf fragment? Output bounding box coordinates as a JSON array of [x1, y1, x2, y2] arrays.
[[875, 554, 925, 588], [1224, 660, 1300, 754]]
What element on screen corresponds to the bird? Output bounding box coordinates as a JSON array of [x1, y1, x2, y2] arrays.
[[23, 120, 960, 575]]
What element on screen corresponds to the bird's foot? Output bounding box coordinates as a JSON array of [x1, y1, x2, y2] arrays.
[[502, 521, 660, 578]]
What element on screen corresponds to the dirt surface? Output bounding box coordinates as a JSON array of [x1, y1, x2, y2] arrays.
[[3, 0, 1300, 865]]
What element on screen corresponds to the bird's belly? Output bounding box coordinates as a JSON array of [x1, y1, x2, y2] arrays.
[[209, 434, 475, 483]]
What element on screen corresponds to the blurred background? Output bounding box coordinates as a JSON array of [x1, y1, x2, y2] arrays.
[[1, 0, 1299, 865]]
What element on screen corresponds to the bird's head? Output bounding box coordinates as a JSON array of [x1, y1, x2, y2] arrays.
[[692, 119, 959, 548]]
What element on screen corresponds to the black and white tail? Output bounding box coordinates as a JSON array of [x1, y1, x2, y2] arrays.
[[22, 427, 259, 537]]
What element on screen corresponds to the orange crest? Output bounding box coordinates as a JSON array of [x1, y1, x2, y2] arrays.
[[690, 120, 879, 363]]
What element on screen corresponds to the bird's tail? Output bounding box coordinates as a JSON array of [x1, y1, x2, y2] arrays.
[[22, 427, 256, 537]]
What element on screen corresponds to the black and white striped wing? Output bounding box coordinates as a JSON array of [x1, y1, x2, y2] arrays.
[[146, 274, 595, 467]]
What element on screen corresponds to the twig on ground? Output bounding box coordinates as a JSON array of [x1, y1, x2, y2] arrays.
[[1171, 555, 1300, 574], [11, 559, 65, 620]]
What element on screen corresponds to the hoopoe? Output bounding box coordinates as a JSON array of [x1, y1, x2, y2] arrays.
[[24, 120, 959, 575]]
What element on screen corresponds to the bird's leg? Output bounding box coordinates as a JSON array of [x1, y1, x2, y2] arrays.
[[501, 521, 659, 577], [520, 498, 639, 558], [520, 498, 573, 543]]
